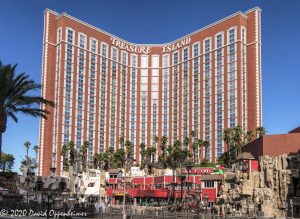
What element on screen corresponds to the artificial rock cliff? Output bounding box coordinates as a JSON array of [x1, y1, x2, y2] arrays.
[[216, 153, 300, 217]]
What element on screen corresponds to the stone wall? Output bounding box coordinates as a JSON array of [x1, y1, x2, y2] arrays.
[[215, 153, 300, 217]]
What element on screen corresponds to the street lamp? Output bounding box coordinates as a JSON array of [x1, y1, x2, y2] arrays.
[[179, 174, 186, 201], [196, 184, 202, 219], [204, 193, 209, 214], [185, 161, 193, 194], [290, 199, 294, 219]]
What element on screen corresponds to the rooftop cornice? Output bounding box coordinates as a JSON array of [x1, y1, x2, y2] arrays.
[[44, 7, 261, 47]]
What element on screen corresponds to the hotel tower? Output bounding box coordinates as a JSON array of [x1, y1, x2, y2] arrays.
[[39, 7, 262, 176]]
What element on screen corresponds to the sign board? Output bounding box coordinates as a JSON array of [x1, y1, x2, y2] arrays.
[[177, 168, 213, 175]]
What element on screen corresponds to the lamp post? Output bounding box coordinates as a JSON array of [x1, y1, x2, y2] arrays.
[[290, 199, 294, 219], [179, 174, 186, 201], [196, 184, 202, 219], [204, 193, 209, 214], [122, 157, 135, 219], [185, 161, 193, 194]]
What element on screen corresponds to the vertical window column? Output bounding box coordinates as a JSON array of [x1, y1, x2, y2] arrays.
[[75, 34, 87, 150], [203, 38, 212, 161], [63, 29, 74, 144], [227, 28, 237, 128], [98, 43, 108, 153], [215, 33, 224, 159], [87, 39, 98, 162], [130, 55, 137, 158], [140, 55, 148, 145], [151, 55, 159, 161], [120, 52, 128, 140], [182, 47, 189, 146], [172, 52, 179, 142], [192, 43, 200, 158], [109, 47, 119, 149], [241, 28, 247, 131], [162, 55, 169, 138]]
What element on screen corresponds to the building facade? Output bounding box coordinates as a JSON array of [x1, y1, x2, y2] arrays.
[[39, 7, 262, 176]]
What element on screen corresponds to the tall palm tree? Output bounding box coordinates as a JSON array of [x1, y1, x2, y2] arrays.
[[223, 128, 234, 157], [159, 136, 168, 168], [183, 136, 189, 150], [80, 141, 89, 172], [0, 61, 54, 163], [202, 140, 209, 161], [233, 126, 243, 156], [192, 142, 199, 163], [24, 141, 31, 166], [61, 144, 69, 171], [68, 141, 75, 167], [33, 145, 40, 164], [119, 136, 125, 149], [244, 130, 254, 144], [256, 126, 266, 138], [139, 142, 146, 161]]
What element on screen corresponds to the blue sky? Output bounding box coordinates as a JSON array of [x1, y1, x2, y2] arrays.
[[1, 0, 300, 172]]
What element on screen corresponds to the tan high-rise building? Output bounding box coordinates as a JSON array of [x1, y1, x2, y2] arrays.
[[39, 7, 262, 176]]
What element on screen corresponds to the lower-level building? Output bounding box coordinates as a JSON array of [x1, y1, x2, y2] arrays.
[[242, 127, 300, 159], [106, 167, 223, 208]]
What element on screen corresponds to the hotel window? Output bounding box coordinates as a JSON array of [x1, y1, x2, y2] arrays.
[[87, 38, 97, 158], [172, 51, 179, 140], [241, 27, 247, 131], [203, 38, 211, 161], [227, 27, 237, 128], [140, 55, 148, 145], [162, 54, 169, 137], [98, 43, 108, 152], [204, 181, 214, 188], [215, 33, 224, 159], [63, 28, 74, 144], [130, 55, 137, 151], [120, 51, 127, 139], [182, 47, 189, 141], [151, 55, 159, 145], [75, 34, 86, 149], [109, 47, 118, 149]]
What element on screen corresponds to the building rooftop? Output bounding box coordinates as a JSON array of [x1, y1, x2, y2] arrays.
[[236, 152, 255, 160]]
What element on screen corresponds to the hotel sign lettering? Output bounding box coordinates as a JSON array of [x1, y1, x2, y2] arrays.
[[111, 37, 191, 54], [177, 167, 213, 175], [162, 37, 191, 53], [111, 38, 151, 54]]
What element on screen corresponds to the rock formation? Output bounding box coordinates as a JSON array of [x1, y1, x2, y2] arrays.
[[215, 153, 300, 217]]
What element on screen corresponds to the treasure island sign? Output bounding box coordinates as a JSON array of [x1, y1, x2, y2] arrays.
[[177, 167, 213, 175], [110, 37, 191, 54]]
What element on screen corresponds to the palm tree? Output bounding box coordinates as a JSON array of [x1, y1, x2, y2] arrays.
[[80, 141, 89, 172], [139, 142, 146, 161], [68, 141, 75, 167], [0, 61, 54, 163], [61, 144, 69, 171], [256, 126, 266, 138], [33, 145, 40, 164], [192, 142, 199, 163], [24, 141, 31, 166], [183, 136, 189, 150], [159, 136, 168, 168], [93, 153, 99, 169], [223, 128, 235, 157], [197, 139, 204, 163], [202, 140, 209, 161], [233, 126, 243, 156], [119, 136, 125, 149], [244, 130, 254, 144]]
